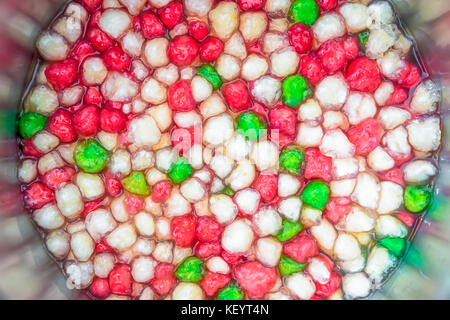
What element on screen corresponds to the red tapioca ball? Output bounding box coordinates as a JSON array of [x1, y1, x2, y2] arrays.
[[271, 131, 295, 149], [45, 58, 78, 91], [346, 56, 382, 92], [347, 118, 383, 156], [106, 177, 122, 197], [343, 36, 359, 60], [316, 0, 338, 11], [196, 217, 223, 242], [385, 86, 408, 106], [109, 264, 132, 296], [151, 263, 177, 296], [86, 27, 114, 52], [283, 233, 319, 263], [200, 271, 231, 297], [84, 87, 103, 105], [103, 46, 131, 71], [168, 79, 196, 111], [90, 277, 111, 299], [171, 214, 196, 247], [47, 109, 77, 143], [233, 261, 277, 298], [41, 166, 76, 190], [222, 80, 250, 113], [159, 1, 184, 29], [221, 250, 242, 265], [133, 11, 166, 39], [268, 105, 297, 136], [388, 150, 413, 167], [318, 39, 347, 74], [397, 62, 421, 88], [87, 10, 103, 29], [70, 40, 95, 62], [325, 197, 351, 224], [22, 139, 43, 158], [151, 180, 172, 203], [314, 271, 340, 298], [195, 241, 222, 259], [253, 172, 278, 203], [188, 20, 209, 41], [237, 0, 265, 11], [23, 182, 54, 210], [100, 108, 127, 133], [247, 41, 263, 55], [82, 198, 103, 219], [299, 53, 326, 85], [171, 126, 194, 152], [288, 23, 313, 55], [125, 194, 143, 214], [304, 147, 332, 182], [379, 167, 405, 186], [251, 101, 268, 118], [168, 35, 199, 66], [397, 211, 415, 227], [78, 0, 102, 12], [199, 37, 223, 62], [72, 104, 100, 137], [94, 239, 114, 253]]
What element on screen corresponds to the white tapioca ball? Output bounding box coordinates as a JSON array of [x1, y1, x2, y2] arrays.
[[278, 173, 301, 197], [106, 223, 137, 251], [184, 0, 213, 17], [264, 0, 290, 16], [320, 129, 355, 159], [139, 287, 156, 300], [343, 92, 377, 125], [406, 116, 441, 152], [207, 256, 230, 274], [131, 150, 154, 171], [52, 15, 83, 44], [97, 132, 117, 151], [180, 178, 206, 203], [312, 13, 346, 44], [286, 272, 316, 300], [278, 196, 302, 222], [148, 0, 170, 8], [266, 292, 292, 300], [99, 9, 132, 39], [403, 160, 438, 185], [210, 176, 225, 193], [33, 203, 65, 230], [234, 188, 260, 216], [164, 187, 192, 217], [377, 106, 411, 130], [337, 205, 376, 233], [394, 34, 413, 54], [65, 260, 94, 289], [65, 2, 88, 23], [45, 230, 70, 260], [191, 76, 212, 102], [173, 282, 205, 300], [209, 194, 238, 224], [296, 123, 323, 148], [377, 181, 403, 214], [383, 126, 411, 157], [134, 211, 155, 236], [374, 81, 394, 106], [375, 215, 407, 239], [366, 24, 398, 59], [262, 32, 289, 55], [250, 141, 279, 171], [60, 85, 84, 107], [36, 31, 69, 61], [38, 151, 64, 175], [332, 158, 359, 179], [155, 217, 171, 240], [85, 209, 117, 242], [103, 0, 123, 9], [153, 241, 174, 263], [185, 144, 203, 170], [224, 32, 247, 60], [110, 194, 130, 222], [410, 80, 441, 115], [322, 111, 349, 131], [101, 71, 139, 102], [56, 142, 77, 165], [27, 85, 59, 115], [300, 205, 322, 228], [221, 219, 254, 253], [169, 21, 189, 39], [269, 18, 289, 32], [225, 160, 256, 191], [109, 149, 131, 177], [351, 172, 381, 210], [76, 172, 105, 200], [147, 103, 172, 132], [338, 253, 366, 273], [203, 113, 234, 146], [330, 179, 356, 197], [377, 50, 405, 80], [141, 77, 167, 105], [121, 30, 144, 57], [342, 272, 371, 299], [94, 252, 115, 278], [298, 99, 322, 124], [199, 93, 227, 120], [155, 147, 178, 172], [239, 11, 268, 43], [216, 54, 241, 82], [18, 159, 37, 184], [119, 0, 147, 15], [251, 75, 282, 106], [315, 74, 349, 110], [256, 237, 282, 267], [132, 256, 157, 283], [131, 60, 149, 81], [339, 3, 370, 33], [154, 64, 179, 86], [32, 130, 59, 153], [146, 168, 167, 187], [71, 231, 95, 262], [193, 168, 212, 184], [253, 207, 282, 236], [306, 256, 331, 284], [368, 0, 394, 26], [334, 233, 361, 261], [209, 1, 239, 40], [128, 115, 162, 148], [270, 47, 299, 78], [55, 183, 84, 220], [241, 54, 269, 81], [173, 246, 192, 265], [225, 133, 253, 161], [142, 38, 169, 68], [210, 153, 234, 179], [367, 147, 394, 172]]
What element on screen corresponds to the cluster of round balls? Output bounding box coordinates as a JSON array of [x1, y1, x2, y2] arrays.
[[17, 0, 441, 300]]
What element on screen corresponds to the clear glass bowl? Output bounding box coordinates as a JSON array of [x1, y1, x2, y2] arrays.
[[0, 0, 448, 300]]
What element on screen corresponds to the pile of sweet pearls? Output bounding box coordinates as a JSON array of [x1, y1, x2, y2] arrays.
[[17, 0, 441, 300]]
